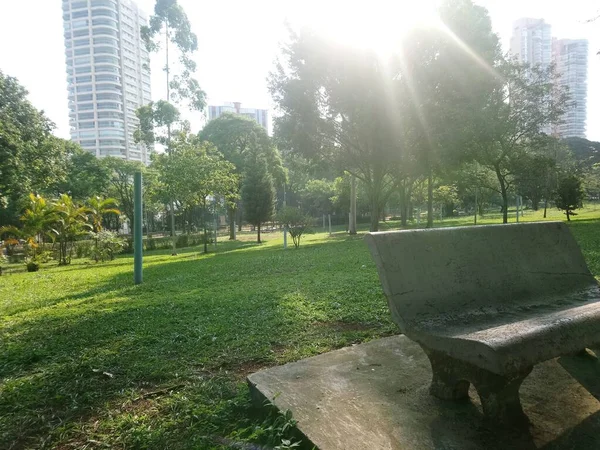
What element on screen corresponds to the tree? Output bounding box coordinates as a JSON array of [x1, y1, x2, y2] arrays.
[[50, 194, 91, 265], [137, 0, 207, 254], [0, 71, 68, 226], [277, 207, 312, 248], [0, 193, 56, 261], [86, 196, 120, 261], [471, 60, 570, 223], [513, 153, 555, 210], [555, 174, 585, 221], [103, 157, 145, 233], [269, 29, 401, 232], [300, 179, 335, 217], [242, 155, 275, 243], [199, 113, 285, 239], [155, 134, 237, 252], [52, 143, 110, 200], [399, 0, 502, 227]]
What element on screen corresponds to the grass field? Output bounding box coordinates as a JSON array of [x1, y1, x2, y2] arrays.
[[1, 207, 600, 449]]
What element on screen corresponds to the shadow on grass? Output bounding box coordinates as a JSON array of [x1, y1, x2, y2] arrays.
[[0, 234, 391, 448], [4, 219, 600, 448]]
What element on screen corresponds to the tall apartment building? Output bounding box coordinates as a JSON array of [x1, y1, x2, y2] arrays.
[[510, 18, 552, 68], [62, 0, 152, 164], [208, 102, 269, 133], [552, 39, 589, 138]]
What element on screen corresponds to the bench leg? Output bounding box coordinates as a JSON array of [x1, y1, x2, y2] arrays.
[[420, 345, 532, 427], [473, 369, 532, 427], [423, 348, 470, 400]]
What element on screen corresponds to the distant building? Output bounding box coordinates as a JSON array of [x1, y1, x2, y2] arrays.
[[552, 39, 589, 138], [62, 0, 152, 163], [510, 18, 552, 68], [208, 102, 269, 133]]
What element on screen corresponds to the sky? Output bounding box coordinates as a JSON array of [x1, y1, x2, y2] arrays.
[[0, 0, 598, 140]]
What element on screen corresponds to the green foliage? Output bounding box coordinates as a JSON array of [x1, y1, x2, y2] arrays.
[[199, 113, 286, 184], [555, 174, 585, 221], [86, 196, 120, 233], [74, 239, 94, 259], [563, 137, 600, 169], [103, 157, 145, 231], [154, 133, 238, 251], [277, 206, 312, 248], [25, 261, 39, 272], [134, 100, 181, 147], [242, 155, 275, 242], [89, 230, 126, 262], [0, 193, 57, 261], [300, 179, 335, 216], [53, 143, 110, 200], [140, 0, 206, 113], [0, 71, 68, 226], [470, 60, 571, 223], [50, 194, 92, 265]]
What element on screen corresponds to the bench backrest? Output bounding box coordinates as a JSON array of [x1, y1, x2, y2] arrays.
[[365, 222, 596, 327]]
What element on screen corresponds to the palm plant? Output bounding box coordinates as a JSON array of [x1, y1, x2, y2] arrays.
[[0, 194, 57, 260], [86, 196, 121, 262], [50, 194, 91, 265]]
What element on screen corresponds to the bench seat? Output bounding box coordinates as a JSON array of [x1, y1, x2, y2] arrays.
[[365, 222, 600, 426], [407, 284, 600, 375]]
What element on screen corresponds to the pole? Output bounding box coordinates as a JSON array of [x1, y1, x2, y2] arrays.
[[474, 186, 478, 225], [516, 196, 520, 222], [328, 214, 332, 236], [283, 183, 287, 249], [134, 172, 143, 285], [214, 214, 218, 249], [233, 221, 237, 240], [349, 175, 357, 234]]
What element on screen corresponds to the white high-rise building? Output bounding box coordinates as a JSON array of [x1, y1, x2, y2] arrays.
[[552, 39, 589, 138], [510, 18, 552, 68], [208, 102, 269, 133], [62, 0, 152, 164]]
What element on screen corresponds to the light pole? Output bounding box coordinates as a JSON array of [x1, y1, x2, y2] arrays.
[[134, 171, 143, 285], [283, 183, 288, 249]]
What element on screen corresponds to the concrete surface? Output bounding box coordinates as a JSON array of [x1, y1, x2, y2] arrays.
[[248, 336, 600, 450]]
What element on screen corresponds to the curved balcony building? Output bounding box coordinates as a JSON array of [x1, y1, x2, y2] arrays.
[[62, 0, 152, 163]]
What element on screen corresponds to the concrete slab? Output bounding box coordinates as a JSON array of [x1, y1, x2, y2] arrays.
[[248, 336, 600, 450]]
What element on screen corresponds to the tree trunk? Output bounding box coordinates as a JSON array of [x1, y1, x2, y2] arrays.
[[237, 205, 243, 232], [257, 223, 261, 243], [543, 198, 548, 218], [427, 169, 434, 228], [170, 200, 177, 255], [228, 206, 236, 240], [368, 183, 381, 232], [399, 182, 408, 227], [566, 210, 571, 221], [495, 165, 509, 224], [201, 200, 207, 253], [349, 175, 357, 234]]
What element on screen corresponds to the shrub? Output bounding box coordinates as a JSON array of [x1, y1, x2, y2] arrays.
[[276, 207, 312, 249], [75, 240, 94, 259], [176, 234, 189, 248], [145, 237, 157, 251], [90, 231, 126, 262], [26, 261, 40, 272]]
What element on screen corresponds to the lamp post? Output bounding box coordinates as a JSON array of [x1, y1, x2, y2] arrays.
[[134, 171, 143, 285]]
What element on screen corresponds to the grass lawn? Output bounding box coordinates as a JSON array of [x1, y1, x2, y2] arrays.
[[1, 207, 600, 449]]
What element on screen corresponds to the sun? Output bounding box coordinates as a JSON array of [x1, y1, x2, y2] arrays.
[[305, 0, 440, 56]]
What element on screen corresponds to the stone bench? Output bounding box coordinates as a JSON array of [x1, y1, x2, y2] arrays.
[[365, 222, 600, 426]]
